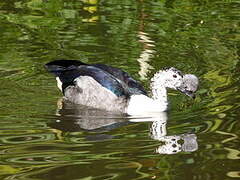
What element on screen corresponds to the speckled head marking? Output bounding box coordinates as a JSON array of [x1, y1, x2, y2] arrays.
[[151, 67, 184, 90], [163, 67, 184, 77], [150, 67, 199, 100]]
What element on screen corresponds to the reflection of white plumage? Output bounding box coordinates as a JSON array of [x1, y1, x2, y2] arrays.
[[45, 60, 198, 115], [150, 119, 198, 155], [131, 113, 198, 154], [155, 133, 198, 154]]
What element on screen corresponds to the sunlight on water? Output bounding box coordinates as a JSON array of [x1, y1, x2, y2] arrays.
[[0, 0, 239, 179]]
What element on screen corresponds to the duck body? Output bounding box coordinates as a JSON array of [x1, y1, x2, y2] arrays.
[[46, 60, 150, 114], [45, 60, 198, 115]]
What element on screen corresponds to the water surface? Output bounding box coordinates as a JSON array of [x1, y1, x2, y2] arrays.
[[0, 0, 239, 179]]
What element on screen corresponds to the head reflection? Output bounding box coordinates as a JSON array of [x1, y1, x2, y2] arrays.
[[130, 113, 198, 154]]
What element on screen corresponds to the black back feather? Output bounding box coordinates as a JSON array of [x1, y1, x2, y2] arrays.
[[45, 60, 147, 97], [92, 64, 147, 95]]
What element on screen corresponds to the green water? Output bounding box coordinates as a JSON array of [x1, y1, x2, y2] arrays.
[[0, 0, 239, 179]]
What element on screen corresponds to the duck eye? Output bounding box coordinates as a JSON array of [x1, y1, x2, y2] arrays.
[[173, 74, 177, 78]]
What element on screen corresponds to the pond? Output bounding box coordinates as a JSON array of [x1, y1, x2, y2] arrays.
[[0, 0, 239, 179]]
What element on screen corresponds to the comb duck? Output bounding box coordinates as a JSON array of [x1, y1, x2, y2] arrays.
[[45, 60, 198, 115]]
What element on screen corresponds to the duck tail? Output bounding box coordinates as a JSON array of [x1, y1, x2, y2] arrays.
[[45, 59, 87, 76]]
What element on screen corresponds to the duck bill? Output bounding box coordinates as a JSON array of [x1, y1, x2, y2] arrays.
[[177, 88, 196, 99]]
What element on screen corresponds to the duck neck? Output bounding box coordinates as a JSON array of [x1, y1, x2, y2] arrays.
[[150, 72, 168, 104]]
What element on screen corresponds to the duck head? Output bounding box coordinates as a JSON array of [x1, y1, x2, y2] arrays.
[[151, 67, 199, 98]]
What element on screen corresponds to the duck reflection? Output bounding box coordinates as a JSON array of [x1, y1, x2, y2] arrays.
[[48, 99, 131, 141], [52, 99, 130, 132], [50, 99, 198, 154]]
